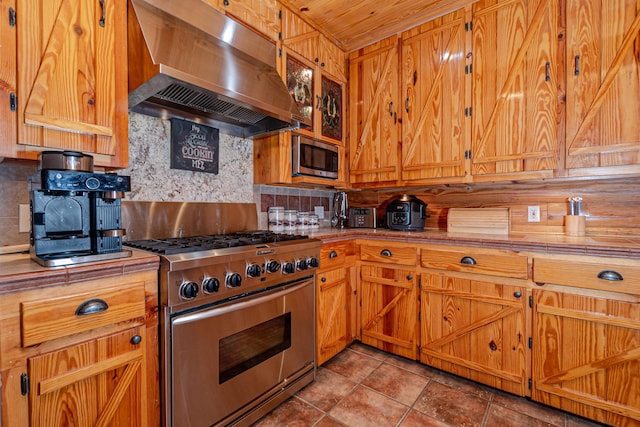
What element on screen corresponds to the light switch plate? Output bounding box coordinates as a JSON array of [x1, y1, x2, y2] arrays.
[[527, 206, 540, 222], [314, 206, 324, 219]]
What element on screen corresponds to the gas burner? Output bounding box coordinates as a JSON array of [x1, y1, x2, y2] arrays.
[[124, 231, 308, 255]]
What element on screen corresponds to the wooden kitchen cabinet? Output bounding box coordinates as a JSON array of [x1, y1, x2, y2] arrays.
[[469, 0, 558, 179], [419, 245, 530, 396], [564, 0, 640, 174], [400, 8, 468, 183], [316, 241, 356, 365], [202, 0, 281, 42], [0, 0, 128, 168], [532, 255, 640, 425], [0, 269, 159, 427], [348, 36, 401, 186], [281, 6, 347, 82], [358, 243, 418, 359], [253, 46, 347, 187], [282, 48, 346, 145]]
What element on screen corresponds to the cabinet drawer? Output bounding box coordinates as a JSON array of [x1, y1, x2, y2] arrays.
[[421, 247, 528, 279], [21, 283, 146, 347], [534, 257, 640, 294], [320, 242, 349, 269], [317, 267, 346, 289], [360, 244, 417, 266]]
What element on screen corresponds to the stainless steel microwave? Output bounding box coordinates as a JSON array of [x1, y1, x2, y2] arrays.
[[292, 134, 339, 179]]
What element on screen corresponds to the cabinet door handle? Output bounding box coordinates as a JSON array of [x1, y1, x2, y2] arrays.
[[320, 277, 327, 282], [380, 249, 392, 257], [545, 62, 551, 82], [130, 335, 142, 345], [329, 250, 338, 259], [75, 298, 109, 316], [513, 291, 522, 298], [597, 270, 623, 281], [316, 94, 323, 110], [406, 275, 413, 281], [405, 97, 410, 113], [460, 256, 477, 265], [99, 0, 105, 27], [574, 55, 580, 76], [389, 102, 393, 116]]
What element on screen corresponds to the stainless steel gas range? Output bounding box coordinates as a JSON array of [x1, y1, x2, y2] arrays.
[[122, 202, 321, 427]]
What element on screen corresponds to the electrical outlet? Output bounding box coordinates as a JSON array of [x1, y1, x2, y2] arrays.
[[527, 206, 541, 223]]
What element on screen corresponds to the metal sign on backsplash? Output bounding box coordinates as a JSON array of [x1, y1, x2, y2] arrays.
[[170, 118, 219, 174]]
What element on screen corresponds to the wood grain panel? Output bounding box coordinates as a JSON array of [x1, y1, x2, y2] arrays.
[[401, 8, 467, 182], [565, 0, 640, 169], [533, 289, 640, 425], [349, 36, 401, 186], [421, 272, 528, 395], [0, 0, 17, 158], [421, 245, 528, 279], [471, 0, 558, 176], [360, 264, 418, 360], [316, 267, 348, 365], [360, 243, 417, 266], [21, 284, 146, 347]]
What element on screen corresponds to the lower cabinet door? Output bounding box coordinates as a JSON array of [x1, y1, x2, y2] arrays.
[[533, 289, 640, 426], [360, 264, 418, 360], [420, 272, 528, 395], [316, 267, 349, 365], [28, 327, 146, 427]]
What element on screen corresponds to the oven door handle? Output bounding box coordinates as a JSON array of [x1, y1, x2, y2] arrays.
[[172, 279, 313, 326]]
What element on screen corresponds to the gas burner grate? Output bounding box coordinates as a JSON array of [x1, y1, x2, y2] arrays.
[[124, 232, 308, 255]]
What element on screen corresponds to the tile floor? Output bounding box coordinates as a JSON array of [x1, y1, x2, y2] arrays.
[[253, 342, 605, 427]]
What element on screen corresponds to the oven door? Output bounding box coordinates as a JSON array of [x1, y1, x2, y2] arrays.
[[170, 278, 315, 426]]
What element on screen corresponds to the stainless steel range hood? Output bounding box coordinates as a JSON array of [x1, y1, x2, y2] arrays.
[[128, 0, 309, 138]]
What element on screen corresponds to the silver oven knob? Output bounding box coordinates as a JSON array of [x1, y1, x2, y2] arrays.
[[265, 260, 280, 274], [202, 277, 220, 293], [246, 263, 262, 278], [226, 272, 242, 288], [179, 281, 199, 300]]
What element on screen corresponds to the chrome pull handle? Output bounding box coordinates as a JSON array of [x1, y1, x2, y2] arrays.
[[460, 256, 477, 265], [329, 250, 338, 259], [75, 298, 109, 316], [597, 270, 623, 281], [380, 249, 392, 257], [99, 0, 105, 27]]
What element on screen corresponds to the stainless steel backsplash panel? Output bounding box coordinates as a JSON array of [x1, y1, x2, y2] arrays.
[[121, 201, 258, 241]]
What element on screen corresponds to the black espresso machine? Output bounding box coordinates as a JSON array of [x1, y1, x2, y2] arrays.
[[29, 151, 132, 267]]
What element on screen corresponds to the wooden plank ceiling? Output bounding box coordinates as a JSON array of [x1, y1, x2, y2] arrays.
[[279, 0, 475, 52]]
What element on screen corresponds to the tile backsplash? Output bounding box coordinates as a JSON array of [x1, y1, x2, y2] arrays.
[[0, 113, 335, 247]]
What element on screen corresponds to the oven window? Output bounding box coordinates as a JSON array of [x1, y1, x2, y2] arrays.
[[219, 313, 292, 384]]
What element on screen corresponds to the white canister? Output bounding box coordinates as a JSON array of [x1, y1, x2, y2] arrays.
[[283, 210, 298, 232], [268, 207, 285, 232]]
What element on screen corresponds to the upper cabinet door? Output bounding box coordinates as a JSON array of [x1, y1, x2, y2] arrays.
[[15, 0, 128, 168], [471, 0, 558, 178], [349, 36, 401, 186], [565, 0, 640, 170], [401, 9, 467, 183], [206, 0, 281, 42], [281, 6, 347, 82]]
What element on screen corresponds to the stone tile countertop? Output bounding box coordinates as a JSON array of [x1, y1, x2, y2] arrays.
[[0, 249, 160, 294], [302, 227, 640, 259]]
